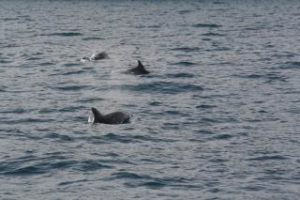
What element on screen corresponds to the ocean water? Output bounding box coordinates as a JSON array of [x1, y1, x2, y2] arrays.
[[0, 0, 300, 199]]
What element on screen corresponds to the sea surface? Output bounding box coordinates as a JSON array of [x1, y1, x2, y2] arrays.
[[0, 0, 300, 199]]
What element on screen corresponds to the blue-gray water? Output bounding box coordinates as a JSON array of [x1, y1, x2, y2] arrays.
[[1, 0, 300, 199]]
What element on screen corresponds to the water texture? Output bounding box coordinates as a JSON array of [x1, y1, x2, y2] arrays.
[[0, 0, 300, 199]]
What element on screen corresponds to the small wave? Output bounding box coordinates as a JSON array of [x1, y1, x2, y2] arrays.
[[41, 32, 83, 37], [209, 158, 229, 163], [178, 10, 192, 14], [39, 62, 55, 66], [202, 32, 225, 36], [235, 73, 286, 82], [1, 165, 45, 175], [196, 129, 215, 135], [38, 108, 56, 114], [82, 37, 104, 41], [166, 73, 195, 78], [211, 134, 233, 140], [0, 108, 29, 114], [109, 172, 147, 180], [0, 118, 54, 125], [50, 70, 87, 76], [76, 97, 105, 103], [122, 81, 203, 94], [0, 59, 12, 64], [79, 134, 131, 145], [171, 47, 201, 52], [238, 185, 265, 192], [247, 155, 288, 161], [61, 70, 87, 76], [1, 158, 112, 176], [148, 25, 161, 28], [148, 101, 162, 106], [44, 133, 74, 142], [102, 133, 168, 144], [63, 63, 82, 67], [280, 61, 300, 69], [1, 44, 20, 48], [200, 116, 238, 124], [165, 110, 184, 116], [0, 159, 76, 176], [2, 17, 18, 21], [242, 74, 263, 79], [130, 181, 166, 189], [73, 160, 113, 171], [58, 179, 89, 186], [273, 53, 296, 59], [26, 57, 42, 61], [207, 47, 231, 51], [213, 1, 225, 4], [171, 61, 198, 66], [109, 172, 194, 189], [196, 104, 217, 109], [243, 27, 261, 31], [132, 135, 175, 143], [265, 75, 287, 83], [50, 85, 90, 91], [59, 106, 86, 113], [192, 23, 222, 28], [102, 133, 135, 144], [84, 133, 173, 144]]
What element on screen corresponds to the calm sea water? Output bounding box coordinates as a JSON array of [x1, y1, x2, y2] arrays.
[[1, 0, 300, 199]]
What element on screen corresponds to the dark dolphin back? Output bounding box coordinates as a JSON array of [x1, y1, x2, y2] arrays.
[[90, 107, 130, 124], [103, 112, 130, 124]]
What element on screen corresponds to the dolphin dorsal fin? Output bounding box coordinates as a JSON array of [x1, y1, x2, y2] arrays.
[[137, 60, 144, 69], [134, 60, 149, 74], [91, 107, 104, 123]]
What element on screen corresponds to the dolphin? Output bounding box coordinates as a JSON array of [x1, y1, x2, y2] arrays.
[[126, 60, 150, 75], [88, 107, 130, 124], [90, 52, 108, 60], [81, 51, 108, 62]]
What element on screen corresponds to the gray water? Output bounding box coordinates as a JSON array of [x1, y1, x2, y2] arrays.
[[0, 0, 300, 199]]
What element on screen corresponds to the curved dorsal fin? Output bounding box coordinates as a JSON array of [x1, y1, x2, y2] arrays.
[[91, 107, 104, 123], [137, 60, 144, 68], [135, 60, 149, 74]]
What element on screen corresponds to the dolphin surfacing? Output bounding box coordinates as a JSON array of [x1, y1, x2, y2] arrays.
[[126, 60, 150, 75], [88, 107, 130, 124], [81, 52, 108, 62], [90, 52, 108, 60]]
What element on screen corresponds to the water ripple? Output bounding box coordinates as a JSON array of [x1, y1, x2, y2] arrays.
[[171, 61, 198, 66], [166, 73, 195, 78], [82, 37, 104, 41], [40, 32, 83, 37], [170, 47, 201, 52], [82, 133, 174, 144], [247, 155, 289, 161], [0, 158, 113, 176], [192, 23, 222, 28], [121, 81, 203, 94], [50, 70, 88, 76], [108, 171, 196, 189], [280, 61, 300, 69], [49, 85, 91, 91], [202, 32, 225, 36]]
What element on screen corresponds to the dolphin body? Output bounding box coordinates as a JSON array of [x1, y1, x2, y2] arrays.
[[88, 107, 130, 124], [81, 52, 108, 62], [90, 52, 108, 60], [126, 60, 150, 75]]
